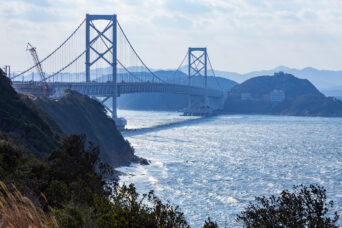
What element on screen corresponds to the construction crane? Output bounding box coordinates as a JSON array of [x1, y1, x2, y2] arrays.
[[26, 42, 46, 82], [23, 42, 54, 96]]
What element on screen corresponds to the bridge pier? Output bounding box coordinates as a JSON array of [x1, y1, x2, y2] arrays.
[[184, 95, 214, 116], [184, 96, 226, 116]]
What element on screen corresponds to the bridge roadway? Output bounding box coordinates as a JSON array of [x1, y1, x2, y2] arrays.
[[12, 81, 224, 98]]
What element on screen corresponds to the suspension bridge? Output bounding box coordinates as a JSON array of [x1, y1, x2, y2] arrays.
[[8, 14, 225, 129]]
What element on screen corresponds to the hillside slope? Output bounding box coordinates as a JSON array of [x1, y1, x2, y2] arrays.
[[0, 71, 63, 157], [34, 90, 146, 167], [230, 72, 323, 98], [0, 69, 144, 167]]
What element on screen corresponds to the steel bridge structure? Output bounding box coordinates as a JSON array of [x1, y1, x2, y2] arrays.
[[10, 14, 225, 127]]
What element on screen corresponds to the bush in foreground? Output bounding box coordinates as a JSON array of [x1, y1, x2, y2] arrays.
[[203, 217, 218, 228], [0, 134, 190, 228], [236, 184, 340, 227]]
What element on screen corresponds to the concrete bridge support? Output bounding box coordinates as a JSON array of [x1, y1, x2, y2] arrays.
[[184, 95, 224, 116]]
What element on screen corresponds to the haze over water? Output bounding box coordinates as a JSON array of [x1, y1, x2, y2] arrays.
[[118, 110, 342, 227]]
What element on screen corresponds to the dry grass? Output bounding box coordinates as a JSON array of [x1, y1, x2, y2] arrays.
[[0, 181, 59, 228]]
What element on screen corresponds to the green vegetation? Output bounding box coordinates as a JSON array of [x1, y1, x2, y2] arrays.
[[0, 69, 188, 227], [0, 134, 189, 227], [237, 184, 339, 227], [0, 72, 63, 157]]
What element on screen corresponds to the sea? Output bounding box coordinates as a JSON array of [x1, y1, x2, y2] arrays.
[[117, 109, 342, 227]]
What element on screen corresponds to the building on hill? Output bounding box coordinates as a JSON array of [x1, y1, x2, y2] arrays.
[[270, 90, 285, 102]]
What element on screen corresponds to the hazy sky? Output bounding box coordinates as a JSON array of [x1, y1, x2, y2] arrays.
[[1, 0, 342, 73]]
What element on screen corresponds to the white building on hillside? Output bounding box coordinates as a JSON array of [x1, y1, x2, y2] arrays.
[[270, 90, 285, 102]]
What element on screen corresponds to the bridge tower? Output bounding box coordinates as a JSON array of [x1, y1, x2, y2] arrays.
[[85, 14, 118, 119], [188, 47, 207, 88], [185, 48, 211, 115]]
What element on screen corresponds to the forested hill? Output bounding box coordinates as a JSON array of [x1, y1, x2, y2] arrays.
[[0, 69, 144, 167], [230, 72, 323, 98], [34, 90, 146, 167], [0, 72, 63, 157], [224, 72, 342, 117]]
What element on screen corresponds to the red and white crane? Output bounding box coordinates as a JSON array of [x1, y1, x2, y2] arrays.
[[26, 42, 46, 82], [25, 42, 54, 95]]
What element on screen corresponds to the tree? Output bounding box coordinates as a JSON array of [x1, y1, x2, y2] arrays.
[[203, 217, 218, 228], [236, 184, 340, 227], [95, 183, 190, 228]]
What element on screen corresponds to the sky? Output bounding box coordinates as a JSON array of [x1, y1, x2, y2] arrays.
[[1, 0, 342, 73]]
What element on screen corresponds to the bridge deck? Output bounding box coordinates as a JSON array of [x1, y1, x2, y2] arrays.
[[12, 81, 224, 98]]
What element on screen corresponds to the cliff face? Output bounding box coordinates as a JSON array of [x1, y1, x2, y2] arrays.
[[224, 72, 342, 117], [33, 90, 145, 167], [0, 71, 63, 157]]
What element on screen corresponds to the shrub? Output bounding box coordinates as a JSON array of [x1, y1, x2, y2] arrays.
[[203, 217, 218, 228], [95, 183, 190, 228], [236, 184, 340, 227]]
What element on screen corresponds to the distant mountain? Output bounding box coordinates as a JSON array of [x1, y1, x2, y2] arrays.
[[230, 72, 323, 98], [224, 72, 342, 117], [205, 66, 342, 91], [321, 85, 342, 98]]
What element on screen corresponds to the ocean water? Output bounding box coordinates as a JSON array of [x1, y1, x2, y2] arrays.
[[117, 110, 342, 227]]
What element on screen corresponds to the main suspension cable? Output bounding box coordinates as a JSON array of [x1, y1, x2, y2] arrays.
[[207, 54, 223, 90], [12, 18, 86, 79], [117, 21, 166, 83]]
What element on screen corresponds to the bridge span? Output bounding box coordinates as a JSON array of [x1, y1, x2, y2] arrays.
[[10, 14, 226, 128]]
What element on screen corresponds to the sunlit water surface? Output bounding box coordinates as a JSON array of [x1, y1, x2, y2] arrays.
[[117, 109, 342, 227]]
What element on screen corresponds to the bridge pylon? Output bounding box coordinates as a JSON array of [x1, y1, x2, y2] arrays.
[[188, 47, 207, 88], [185, 47, 212, 116], [85, 14, 119, 120]]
